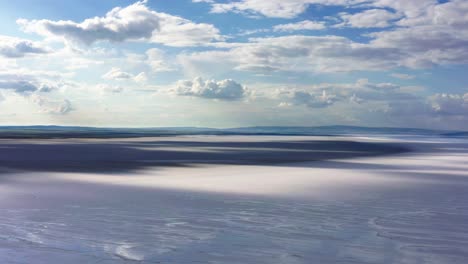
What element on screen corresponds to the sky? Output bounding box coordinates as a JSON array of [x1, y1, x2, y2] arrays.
[[0, 0, 467, 129]]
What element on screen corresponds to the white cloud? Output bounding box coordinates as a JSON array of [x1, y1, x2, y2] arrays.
[[0, 68, 77, 117], [278, 102, 292, 108], [198, 0, 468, 71], [2, 0, 467, 129], [145, 48, 174, 72], [429, 93, 468, 115], [150, 13, 223, 47], [0, 35, 49, 58], [337, 9, 401, 28], [102, 67, 134, 80], [349, 94, 364, 104], [18, 1, 222, 47], [390, 73, 415, 80], [242, 79, 468, 129], [270, 78, 422, 111], [94, 83, 124, 94], [356, 78, 400, 91], [182, 0, 468, 76], [134, 72, 148, 83], [176, 77, 246, 100], [17, 1, 158, 45], [31, 95, 73, 114], [0, 70, 65, 94], [206, 0, 436, 19], [178, 35, 404, 75], [291, 90, 338, 108], [371, 0, 438, 21], [273, 20, 326, 32], [368, 0, 468, 67], [209, 0, 368, 18], [237, 28, 270, 36], [102, 67, 147, 83]]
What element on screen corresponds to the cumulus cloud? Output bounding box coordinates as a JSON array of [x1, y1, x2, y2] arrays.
[[176, 77, 246, 100], [31, 95, 73, 114], [0, 71, 64, 94], [102, 68, 134, 80], [272, 80, 468, 129], [291, 90, 338, 108], [272, 78, 422, 111], [337, 9, 401, 28], [102, 67, 147, 83], [273, 20, 326, 31], [429, 93, 468, 115], [18, 1, 222, 47], [0, 70, 77, 121], [17, 1, 158, 45], [276, 87, 340, 109], [0, 35, 49, 58]]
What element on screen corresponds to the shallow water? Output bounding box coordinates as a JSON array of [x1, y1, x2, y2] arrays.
[[0, 136, 467, 263]]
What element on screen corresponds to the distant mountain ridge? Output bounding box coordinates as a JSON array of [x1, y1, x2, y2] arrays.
[[0, 125, 465, 139], [224, 126, 448, 135]]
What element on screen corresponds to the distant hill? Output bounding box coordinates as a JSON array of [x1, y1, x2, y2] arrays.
[[0, 126, 219, 139], [0, 125, 464, 139], [224, 126, 447, 136]]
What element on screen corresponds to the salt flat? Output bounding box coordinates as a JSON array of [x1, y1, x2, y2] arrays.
[[0, 136, 467, 263]]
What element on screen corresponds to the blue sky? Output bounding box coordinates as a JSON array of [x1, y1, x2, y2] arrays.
[[0, 0, 467, 129]]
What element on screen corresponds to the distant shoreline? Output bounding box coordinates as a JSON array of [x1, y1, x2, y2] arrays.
[[0, 125, 465, 139]]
